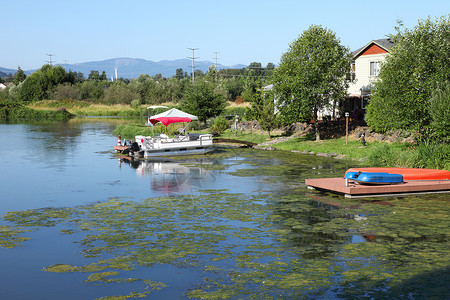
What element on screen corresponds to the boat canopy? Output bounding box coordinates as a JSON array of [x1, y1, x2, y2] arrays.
[[149, 108, 198, 127], [147, 105, 169, 110]]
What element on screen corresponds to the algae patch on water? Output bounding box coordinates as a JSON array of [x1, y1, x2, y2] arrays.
[[1, 149, 449, 299]]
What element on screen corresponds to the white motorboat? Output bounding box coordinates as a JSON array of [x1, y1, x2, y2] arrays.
[[135, 106, 215, 158]]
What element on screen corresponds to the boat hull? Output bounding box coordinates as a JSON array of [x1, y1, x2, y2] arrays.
[[137, 134, 215, 158], [143, 146, 215, 158], [345, 172, 404, 185]]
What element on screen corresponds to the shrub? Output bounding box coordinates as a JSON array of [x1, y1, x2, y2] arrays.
[[210, 116, 229, 134], [429, 83, 450, 142], [366, 16, 450, 133], [0, 99, 73, 121], [131, 99, 141, 109], [411, 142, 450, 170]]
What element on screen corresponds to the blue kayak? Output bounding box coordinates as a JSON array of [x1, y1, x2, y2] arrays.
[[345, 172, 403, 185]]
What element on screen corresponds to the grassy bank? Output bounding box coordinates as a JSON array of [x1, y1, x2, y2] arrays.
[[1, 100, 73, 121], [274, 135, 450, 170], [29, 100, 250, 118], [28, 100, 148, 117]]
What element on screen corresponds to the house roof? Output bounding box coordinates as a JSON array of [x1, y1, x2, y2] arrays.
[[352, 38, 395, 58]]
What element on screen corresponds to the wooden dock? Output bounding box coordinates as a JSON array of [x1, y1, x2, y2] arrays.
[[305, 177, 450, 198], [113, 145, 129, 153], [213, 138, 257, 147]]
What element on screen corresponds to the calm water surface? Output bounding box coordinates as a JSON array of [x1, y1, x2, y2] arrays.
[[0, 119, 448, 299]]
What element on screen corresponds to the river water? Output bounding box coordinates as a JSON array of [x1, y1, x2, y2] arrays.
[[0, 119, 448, 299]]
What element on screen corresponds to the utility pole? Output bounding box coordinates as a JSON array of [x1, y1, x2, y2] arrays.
[[46, 54, 55, 65], [187, 48, 198, 84], [213, 52, 219, 69], [63, 60, 68, 71], [213, 52, 219, 80]]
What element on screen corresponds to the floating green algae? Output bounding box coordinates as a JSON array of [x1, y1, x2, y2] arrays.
[[0, 225, 32, 248], [1, 150, 449, 298]]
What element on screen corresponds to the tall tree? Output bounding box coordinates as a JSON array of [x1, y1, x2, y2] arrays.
[[272, 25, 352, 140], [249, 83, 278, 138], [13, 66, 26, 85], [365, 16, 450, 133], [88, 71, 100, 81], [100, 71, 107, 81], [175, 68, 185, 79], [181, 79, 225, 123], [17, 64, 71, 101], [248, 62, 263, 77]]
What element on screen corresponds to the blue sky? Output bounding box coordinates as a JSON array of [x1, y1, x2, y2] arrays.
[[1, 0, 448, 70]]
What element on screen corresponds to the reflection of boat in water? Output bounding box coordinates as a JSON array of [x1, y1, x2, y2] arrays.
[[114, 106, 214, 158], [118, 157, 216, 194]]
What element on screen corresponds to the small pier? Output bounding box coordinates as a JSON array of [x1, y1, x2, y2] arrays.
[[213, 138, 257, 147], [306, 177, 450, 198]]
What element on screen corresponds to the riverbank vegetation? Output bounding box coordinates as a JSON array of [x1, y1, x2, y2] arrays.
[[1, 16, 448, 169], [275, 135, 450, 170], [0, 99, 73, 121]]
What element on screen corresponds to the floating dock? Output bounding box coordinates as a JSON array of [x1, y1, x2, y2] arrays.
[[305, 177, 450, 198], [113, 145, 129, 153]]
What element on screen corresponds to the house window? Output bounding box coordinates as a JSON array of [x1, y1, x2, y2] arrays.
[[370, 61, 380, 76], [346, 63, 356, 81]]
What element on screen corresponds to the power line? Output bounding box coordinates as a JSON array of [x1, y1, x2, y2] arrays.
[[187, 48, 199, 83], [46, 54, 55, 65]]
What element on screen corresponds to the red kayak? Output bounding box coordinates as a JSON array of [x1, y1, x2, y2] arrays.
[[345, 168, 450, 181]]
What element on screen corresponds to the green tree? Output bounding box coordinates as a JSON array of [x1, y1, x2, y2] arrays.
[[250, 85, 278, 138], [79, 80, 104, 100], [366, 16, 450, 133], [13, 67, 26, 85], [17, 64, 70, 101], [181, 79, 225, 123], [272, 25, 352, 140], [52, 83, 79, 100], [248, 62, 263, 77], [88, 71, 100, 81], [224, 75, 245, 101], [266, 62, 275, 70], [175, 68, 185, 79], [102, 81, 139, 105]]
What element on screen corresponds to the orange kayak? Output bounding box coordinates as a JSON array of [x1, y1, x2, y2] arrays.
[[345, 168, 450, 181]]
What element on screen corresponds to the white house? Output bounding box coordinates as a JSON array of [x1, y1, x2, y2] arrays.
[[0, 83, 7, 89], [347, 38, 395, 110]]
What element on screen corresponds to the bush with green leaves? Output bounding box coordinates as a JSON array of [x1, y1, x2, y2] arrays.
[[0, 98, 73, 121], [210, 116, 229, 134], [429, 83, 450, 142], [101, 81, 140, 105], [366, 16, 450, 133], [181, 79, 226, 123]]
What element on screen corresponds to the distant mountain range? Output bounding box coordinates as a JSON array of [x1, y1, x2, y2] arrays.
[[0, 58, 247, 79]]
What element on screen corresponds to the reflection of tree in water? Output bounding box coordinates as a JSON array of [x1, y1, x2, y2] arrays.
[[28, 121, 82, 151], [119, 157, 217, 195]]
